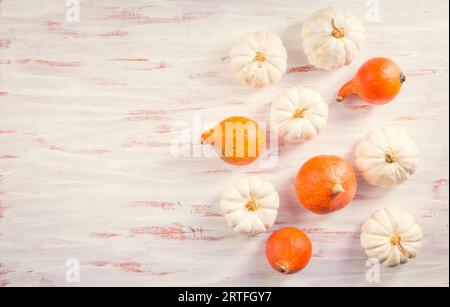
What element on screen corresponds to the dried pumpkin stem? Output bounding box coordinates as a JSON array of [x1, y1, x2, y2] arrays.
[[400, 72, 406, 84], [391, 234, 411, 258], [332, 183, 345, 194], [255, 51, 266, 63], [293, 108, 307, 119], [385, 153, 395, 163], [331, 18, 345, 38], [245, 195, 258, 212], [276, 263, 287, 273]]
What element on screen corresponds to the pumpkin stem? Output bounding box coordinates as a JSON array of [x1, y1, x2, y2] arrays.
[[245, 195, 258, 212], [332, 183, 345, 194], [277, 263, 288, 274], [336, 80, 356, 102], [400, 72, 406, 84], [391, 234, 411, 258], [385, 153, 395, 164], [200, 128, 215, 145], [255, 51, 266, 68], [331, 18, 345, 39], [293, 108, 307, 119]]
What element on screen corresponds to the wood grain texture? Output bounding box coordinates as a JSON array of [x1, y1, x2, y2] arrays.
[[0, 0, 448, 287]]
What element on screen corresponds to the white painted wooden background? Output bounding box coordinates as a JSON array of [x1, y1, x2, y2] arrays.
[[0, 0, 448, 287]]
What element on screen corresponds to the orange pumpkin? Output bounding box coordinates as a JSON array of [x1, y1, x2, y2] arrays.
[[295, 155, 357, 214], [266, 227, 312, 274], [200, 116, 265, 166], [336, 57, 405, 105]]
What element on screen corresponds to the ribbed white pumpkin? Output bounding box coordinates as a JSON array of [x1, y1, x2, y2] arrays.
[[361, 207, 423, 267], [230, 31, 287, 88], [301, 7, 364, 70], [220, 177, 279, 234], [355, 126, 419, 187], [270, 86, 328, 143]]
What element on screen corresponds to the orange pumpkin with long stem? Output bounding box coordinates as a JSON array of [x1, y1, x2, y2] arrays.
[[295, 155, 357, 214], [266, 227, 312, 274], [336, 57, 406, 105], [200, 116, 265, 166]]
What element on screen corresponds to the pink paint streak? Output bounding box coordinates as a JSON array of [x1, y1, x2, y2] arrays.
[[115, 262, 144, 273], [111, 58, 149, 62], [153, 271, 174, 276], [189, 72, 218, 79], [245, 168, 278, 175], [0, 39, 11, 48], [0, 92, 7, 97], [46, 21, 62, 30], [37, 138, 63, 151], [106, 10, 212, 24], [422, 209, 436, 218], [129, 110, 168, 116], [89, 261, 109, 267], [286, 65, 317, 73], [346, 105, 372, 111], [0, 205, 5, 219], [129, 223, 224, 241], [17, 59, 80, 67], [62, 31, 81, 38], [155, 124, 172, 134], [312, 251, 324, 258], [0, 130, 15, 134], [122, 140, 170, 148], [304, 228, 359, 238], [101, 31, 129, 38], [0, 269, 13, 276], [90, 233, 119, 239], [140, 63, 170, 71], [1, 155, 19, 160], [433, 179, 449, 199], [124, 109, 170, 121], [191, 204, 223, 217], [132, 201, 180, 210], [0, 280, 9, 287], [0, 60, 12, 65]]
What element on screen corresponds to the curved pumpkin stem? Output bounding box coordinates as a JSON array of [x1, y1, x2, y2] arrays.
[[391, 234, 411, 258], [332, 183, 345, 194], [336, 80, 357, 102], [200, 128, 215, 145], [331, 18, 345, 39]]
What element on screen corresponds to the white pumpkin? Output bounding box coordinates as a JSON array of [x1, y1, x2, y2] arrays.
[[220, 177, 279, 234], [355, 126, 419, 187], [270, 86, 328, 143], [361, 207, 423, 267], [301, 7, 364, 70], [230, 31, 287, 88]]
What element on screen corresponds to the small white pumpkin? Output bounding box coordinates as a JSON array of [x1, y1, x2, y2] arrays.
[[361, 207, 423, 267], [301, 7, 364, 70], [230, 31, 287, 88], [220, 177, 279, 234], [355, 126, 419, 187], [270, 86, 328, 143]]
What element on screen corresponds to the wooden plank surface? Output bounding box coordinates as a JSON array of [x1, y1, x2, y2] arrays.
[[0, 0, 448, 287]]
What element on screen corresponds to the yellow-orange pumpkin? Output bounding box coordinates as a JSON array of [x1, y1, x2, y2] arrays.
[[295, 155, 357, 214], [201, 116, 265, 166]]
